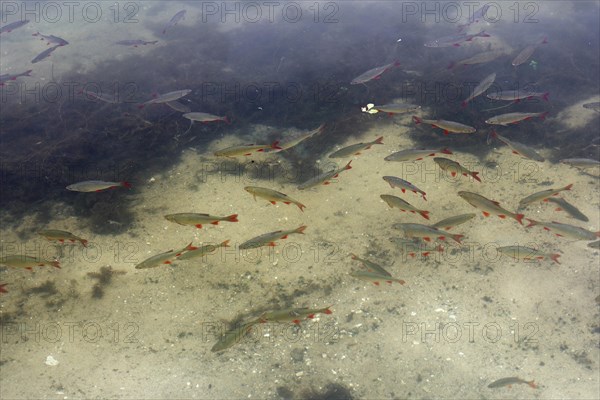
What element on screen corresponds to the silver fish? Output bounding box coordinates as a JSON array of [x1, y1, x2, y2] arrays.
[[66, 180, 132, 192], [31, 45, 61, 64], [32, 32, 69, 46], [490, 132, 545, 162], [116, 40, 158, 47], [351, 61, 400, 85], [462, 72, 496, 107], [0, 19, 29, 34], [163, 9, 186, 34]]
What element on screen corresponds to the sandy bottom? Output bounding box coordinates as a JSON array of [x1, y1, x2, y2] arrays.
[[1, 111, 599, 399]]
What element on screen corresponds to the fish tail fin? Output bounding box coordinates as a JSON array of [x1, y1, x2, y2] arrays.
[[295, 225, 307, 234], [24, 70, 33, 76], [393, 60, 401, 67], [447, 61, 455, 70], [121, 181, 132, 189], [227, 214, 239, 222], [220, 240, 231, 247], [423, 193, 427, 201], [185, 242, 196, 251], [528, 380, 538, 389], [419, 211, 430, 220], [344, 160, 352, 170], [461, 100, 467, 108], [525, 218, 538, 227], [551, 254, 561, 264], [542, 92, 550, 101], [564, 183, 573, 191], [541, 36, 548, 44], [52, 261, 61, 269], [374, 136, 384, 145], [441, 148, 452, 155], [271, 140, 282, 150], [540, 111, 549, 120], [514, 214, 525, 225], [471, 172, 481, 182], [81, 239, 88, 248], [412, 116, 422, 124], [452, 234, 464, 244], [297, 203, 306, 212], [0, 283, 7, 294], [350, 253, 358, 260]]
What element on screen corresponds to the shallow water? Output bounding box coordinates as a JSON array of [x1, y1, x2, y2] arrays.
[[1, 1, 599, 399]]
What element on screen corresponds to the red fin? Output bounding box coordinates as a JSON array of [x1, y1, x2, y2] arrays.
[[297, 203, 306, 212], [482, 211, 490, 217], [227, 214, 238, 222], [283, 201, 291, 205], [374, 136, 384, 144], [220, 240, 230, 247], [452, 234, 464, 244], [211, 221, 220, 225], [267, 242, 277, 247], [471, 172, 481, 182], [542, 92, 550, 101], [420, 211, 430, 220], [195, 224, 203, 229], [443, 130, 449, 135], [270, 201, 276, 205], [373, 281, 380, 286], [401, 189, 406, 193], [423, 237, 431, 242], [441, 148, 452, 155], [412, 116, 422, 124], [514, 214, 524, 225], [0, 283, 7, 294], [399, 280, 406, 285], [293, 319, 301, 324], [281, 235, 288, 239], [564, 183, 573, 191], [555, 207, 562, 211], [122, 181, 132, 189], [271, 140, 282, 150], [451, 171, 457, 177], [324, 308, 332, 314], [295, 225, 307, 234], [498, 214, 506, 219], [164, 260, 172, 264], [307, 314, 315, 319]]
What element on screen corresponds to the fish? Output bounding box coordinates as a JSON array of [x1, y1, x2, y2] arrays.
[[177, 240, 230, 261], [546, 198, 588, 222], [361, 103, 421, 115], [489, 132, 545, 161], [518, 184, 573, 208], [434, 157, 481, 182], [525, 220, 600, 240], [424, 30, 490, 47], [0, 283, 7, 294], [457, 191, 524, 224], [31, 45, 61, 64], [457, 4, 490, 32], [163, 9, 186, 35], [297, 161, 352, 190], [431, 213, 476, 230], [32, 32, 69, 46], [239, 225, 306, 250], [588, 240, 600, 249], [582, 102, 600, 112], [461, 72, 496, 107], [0, 255, 60, 270], [488, 377, 537, 389], [258, 306, 332, 324], [164, 213, 238, 228], [141, 90, 192, 106], [412, 116, 476, 135], [38, 229, 88, 247], [214, 141, 281, 157], [165, 100, 191, 113], [381, 194, 429, 220], [79, 89, 121, 104], [350, 253, 392, 276], [559, 158, 600, 169], [512, 37, 547, 66], [182, 112, 229, 123], [351, 61, 400, 85], [385, 148, 452, 162], [0, 69, 33, 86], [329, 137, 384, 158], [350, 270, 406, 286], [382, 176, 427, 201], [449, 52, 503, 70], [66, 180, 132, 192], [497, 246, 560, 264], [115, 39, 158, 47], [0, 19, 29, 34], [211, 321, 257, 352], [394, 223, 464, 243], [244, 186, 305, 211], [486, 90, 549, 102], [269, 124, 325, 152], [135, 243, 196, 269], [485, 112, 548, 126]]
